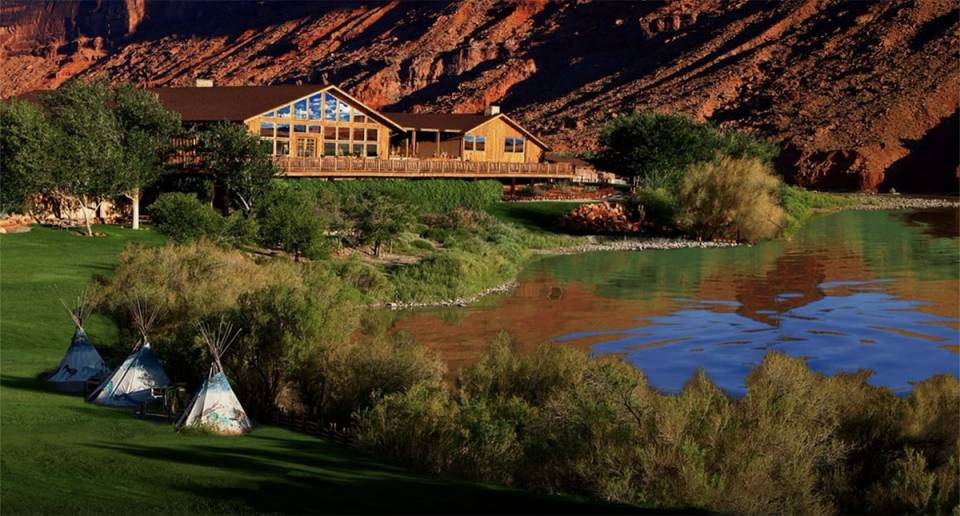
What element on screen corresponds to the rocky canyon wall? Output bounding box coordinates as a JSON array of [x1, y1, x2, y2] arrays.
[[1, 0, 957, 191]]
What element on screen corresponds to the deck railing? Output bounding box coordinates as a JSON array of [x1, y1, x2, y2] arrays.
[[275, 157, 575, 178]]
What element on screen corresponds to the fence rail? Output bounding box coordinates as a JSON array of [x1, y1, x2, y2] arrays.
[[272, 409, 353, 446], [275, 157, 576, 178]]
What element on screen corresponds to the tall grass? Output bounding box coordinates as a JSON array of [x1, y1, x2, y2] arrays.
[[275, 179, 503, 213]]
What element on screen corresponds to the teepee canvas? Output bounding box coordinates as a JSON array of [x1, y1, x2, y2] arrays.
[[88, 300, 170, 407], [177, 320, 251, 435], [48, 291, 110, 392]]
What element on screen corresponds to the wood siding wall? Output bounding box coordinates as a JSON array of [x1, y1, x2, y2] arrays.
[[463, 118, 544, 163]]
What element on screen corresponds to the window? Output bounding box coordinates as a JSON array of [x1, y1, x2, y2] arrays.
[[275, 140, 290, 156], [337, 127, 350, 140], [294, 124, 307, 133], [294, 99, 308, 120], [323, 142, 336, 156], [337, 101, 350, 122], [296, 139, 316, 157], [365, 128, 378, 141], [264, 111, 275, 118], [352, 144, 363, 156], [308, 125, 321, 134], [366, 144, 377, 157], [465, 135, 486, 151], [324, 93, 337, 121], [259, 122, 275, 137], [354, 114, 367, 124], [323, 126, 337, 140], [276, 123, 290, 138], [308, 94, 322, 120], [337, 143, 350, 156], [276, 105, 291, 118], [504, 137, 525, 153]]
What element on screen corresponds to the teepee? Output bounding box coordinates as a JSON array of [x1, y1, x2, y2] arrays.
[[88, 299, 171, 407], [48, 290, 110, 392], [177, 320, 251, 434]]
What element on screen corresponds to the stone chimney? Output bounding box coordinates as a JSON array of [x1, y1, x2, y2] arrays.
[[484, 105, 501, 116], [195, 78, 214, 87]]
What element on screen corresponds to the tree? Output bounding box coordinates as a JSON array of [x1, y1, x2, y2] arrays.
[[112, 85, 181, 229], [255, 188, 329, 260], [0, 100, 55, 214], [350, 191, 415, 257], [41, 79, 126, 236], [197, 122, 277, 215]]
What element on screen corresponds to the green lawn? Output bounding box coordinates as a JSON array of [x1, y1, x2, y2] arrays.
[[487, 202, 588, 233], [0, 225, 626, 514]]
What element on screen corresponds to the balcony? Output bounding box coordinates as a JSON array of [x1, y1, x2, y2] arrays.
[[275, 157, 576, 179]]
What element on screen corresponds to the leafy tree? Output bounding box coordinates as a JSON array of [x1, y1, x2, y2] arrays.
[[0, 100, 54, 214], [40, 78, 127, 236], [255, 188, 330, 260], [112, 85, 181, 229], [197, 122, 277, 215], [349, 190, 415, 257], [596, 111, 779, 192]]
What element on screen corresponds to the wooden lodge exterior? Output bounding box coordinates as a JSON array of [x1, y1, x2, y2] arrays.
[[153, 84, 572, 179]]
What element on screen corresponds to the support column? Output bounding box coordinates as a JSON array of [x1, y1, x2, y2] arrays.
[[435, 130, 440, 158]]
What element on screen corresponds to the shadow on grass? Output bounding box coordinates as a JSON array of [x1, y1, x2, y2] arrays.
[[87, 435, 667, 514], [0, 374, 83, 398]]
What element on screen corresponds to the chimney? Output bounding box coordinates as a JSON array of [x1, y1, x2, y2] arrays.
[[484, 105, 501, 116], [195, 78, 214, 87]]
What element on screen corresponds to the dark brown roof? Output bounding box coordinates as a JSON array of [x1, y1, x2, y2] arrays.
[[381, 112, 494, 132], [149, 85, 324, 122]]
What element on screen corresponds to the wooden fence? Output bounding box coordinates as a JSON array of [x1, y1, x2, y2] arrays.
[[272, 408, 353, 446], [276, 156, 576, 178]]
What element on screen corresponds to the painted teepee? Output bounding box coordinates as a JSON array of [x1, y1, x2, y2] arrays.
[[48, 290, 110, 391], [88, 299, 170, 407], [177, 320, 251, 434]]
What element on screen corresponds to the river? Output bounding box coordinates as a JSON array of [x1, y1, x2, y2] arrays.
[[393, 208, 960, 395]]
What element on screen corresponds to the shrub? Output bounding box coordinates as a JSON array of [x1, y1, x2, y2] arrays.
[[632, 187, 677, 230], [255, 188, 330, 259], [779, 184, 855, 235], [677, 156, 785, 242], [149, 192, 223, 242], [343, 190, 416, 257]]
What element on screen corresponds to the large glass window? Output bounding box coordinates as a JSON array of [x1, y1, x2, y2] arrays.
[[294, 124, 307, 133], [308, 125, 321, 134], [323, 142, 336, 156], [354, 113, 368, 124], [324, 93, 337, 121], [275, 140, 290, 156], [366, 144, 377, 157], [259, 122, 275, 137], [276, 104, 291, 118], [337, 127, 350, 140], [504, 137, 525, 153], [294, 99, 308, 120], [337, 101, 350, 122], [365, 128, 378, 141], [265, 111, 275, 118], [296, 139, 316, 157], [337, 143, 350, 156], [323, 126, 337, 140], [465, 135, 486, 151], [308, 94, 322, 120], [276, 123, 290, 138]]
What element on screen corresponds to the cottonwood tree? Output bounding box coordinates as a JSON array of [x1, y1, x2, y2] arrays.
[[197, 122, 277, 215], [41, 79, 127, 236], [112, 85, 181, 229], [0, 100, 55, 214], [351, 191, 415, 257]]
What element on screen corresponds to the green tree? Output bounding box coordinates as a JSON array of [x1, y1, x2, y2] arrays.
[[197, 122, 277, 215], [350, 191, 415, 257], [149, 192, 224, 243], [112, 85, 181, 229], [255, 188, 330, 260], [0, 100, 54, 214]]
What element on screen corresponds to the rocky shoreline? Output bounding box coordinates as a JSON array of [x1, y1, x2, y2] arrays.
[[380, 281, 519, 310], [842, 194, 960, 211], [537, 237, 741, 256]]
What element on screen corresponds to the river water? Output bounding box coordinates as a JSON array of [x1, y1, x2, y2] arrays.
[[393, 209, 960, 394]]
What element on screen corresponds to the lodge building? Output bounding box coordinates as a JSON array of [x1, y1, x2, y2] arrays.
[[152, 83, 571, 179]]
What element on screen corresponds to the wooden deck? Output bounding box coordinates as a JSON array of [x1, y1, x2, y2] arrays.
[[275, 157, 576, 179]]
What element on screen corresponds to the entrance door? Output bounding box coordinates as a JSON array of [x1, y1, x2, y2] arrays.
[[295, 137, 318, 158]]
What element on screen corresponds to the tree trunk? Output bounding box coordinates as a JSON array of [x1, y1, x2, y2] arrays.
[[131, 189, 141, 230], [79, 195, 93, 237]]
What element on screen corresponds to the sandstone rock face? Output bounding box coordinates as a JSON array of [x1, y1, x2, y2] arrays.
[[1, 0, 957, 191]]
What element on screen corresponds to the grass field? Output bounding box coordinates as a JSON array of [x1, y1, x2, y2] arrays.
[[0, 225, 625, 514], [487, 202, 587, 233]]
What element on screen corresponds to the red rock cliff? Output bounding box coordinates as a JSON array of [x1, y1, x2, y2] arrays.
[[1, 0, 957, 191]]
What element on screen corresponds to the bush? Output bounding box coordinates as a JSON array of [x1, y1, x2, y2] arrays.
[[149, 193, 224, 242], [677, 156, 785, 242], [632, 187, 677, 230], [275, 179, 503, 213], [255, 188, 330, 259], [779, 184, 855, 235]]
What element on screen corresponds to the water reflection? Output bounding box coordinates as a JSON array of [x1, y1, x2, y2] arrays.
[[393, 209, 960, 392]]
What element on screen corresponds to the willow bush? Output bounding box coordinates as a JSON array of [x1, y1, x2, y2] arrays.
[[677, 156, 785, 242], [355, 339, 960, 515]]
